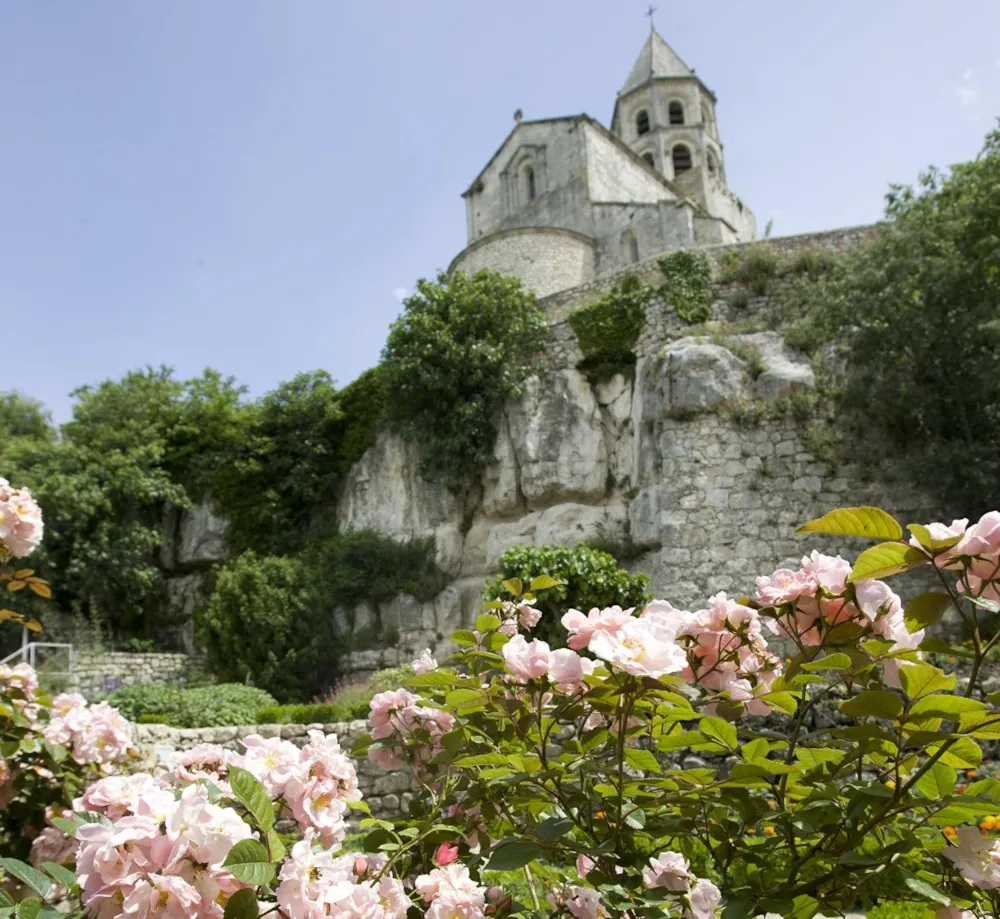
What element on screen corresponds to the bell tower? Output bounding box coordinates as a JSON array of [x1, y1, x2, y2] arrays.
[[610, 20, 753, 240]]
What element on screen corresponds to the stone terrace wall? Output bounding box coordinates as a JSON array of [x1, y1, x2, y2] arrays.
[[132, 721, 413, 821], [72, 651, 202, 697]]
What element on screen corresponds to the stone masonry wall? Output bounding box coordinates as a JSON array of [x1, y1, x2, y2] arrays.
[[72, 651, 202, 697], [131, 721, 412, 821]]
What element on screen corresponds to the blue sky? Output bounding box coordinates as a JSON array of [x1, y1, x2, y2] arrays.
[[2, 1, 998, 423]]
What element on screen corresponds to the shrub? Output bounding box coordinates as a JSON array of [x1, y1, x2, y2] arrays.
[[788, 246, 837, 278], [657, 250, 713, 324], [99, 683, 185, 722], [381, 269, 547, 488], [568, 274, 652, 381], [197, 552, 337, 703], [103, 682, 277, 727], [485, 544, 651, 645], [721, 243, 780, 295]]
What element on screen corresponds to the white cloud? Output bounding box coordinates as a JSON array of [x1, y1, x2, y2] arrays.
[[956, 70, 980, 118], [392, 287, 409, 302]]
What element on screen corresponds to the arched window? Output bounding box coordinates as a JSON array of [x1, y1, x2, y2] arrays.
[[707, 151, 718, 175], [641, 151, 655, 168], [672, 144, 693, 176], [702, 103, 713, 129], [668, 101, 684, 125], [622, 230, 639, 264], [635, 109, 650, 136], [521, 163, 536, 201]]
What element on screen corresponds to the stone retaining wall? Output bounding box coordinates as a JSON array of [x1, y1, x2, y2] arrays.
[[131, 721, 413, 820], [73, 651, 202, 697]]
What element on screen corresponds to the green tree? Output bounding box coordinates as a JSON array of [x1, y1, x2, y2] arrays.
[[196, 551, 338, 702], [381, 269, 547, 488], [788, 126, 1000, 514], [207, 371, 345, 555], [0, 392, 55, 446]]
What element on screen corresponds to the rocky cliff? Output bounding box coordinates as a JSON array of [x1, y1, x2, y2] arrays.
[[331, 227, 937, 676]]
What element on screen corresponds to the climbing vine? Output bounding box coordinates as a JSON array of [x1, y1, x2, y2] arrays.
[[657, 249, 713, 323], [568, 273, 652, 382]]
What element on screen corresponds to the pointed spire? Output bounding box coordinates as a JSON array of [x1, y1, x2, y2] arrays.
[[620, 29, 693, 96]]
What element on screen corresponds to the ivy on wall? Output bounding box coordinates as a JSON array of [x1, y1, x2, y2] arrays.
[[657, 250, 713, 324], [568, 273, 652, 382]]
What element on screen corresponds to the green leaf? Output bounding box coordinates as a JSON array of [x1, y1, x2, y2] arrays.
[[741, 738, 770, 760], [902, 875, 950, 906], [533, 818, 574, 842], [453, 753, 511, 767], [700, 716, 738, 750], [40, 863, 76, 890], [15, 900, 40, 919], [475, 614, 501, 632], [907, 524, 964, 553], [840, 690, 903, 719], [0, 893, 12, 909], [762, 691, 798, 715], [903, 592, 953, 633], [228, 766, 275, 832], [801, 653, 853, 671], [501, 578, 523, 597], [915, 762, 956, 799], [451, 630, 478, 647], [485, 840, 542, 871], [624, 808, 646, 829], [796, 506, 902, 540], [529, 575, 561, 591], [624, 747, 661, 773], [847, 542, 927, 582], [930, 736, 983, 768], [898, 662, 956, 700], [0, 860, 51, 899], [223, 888, 260, 919], [48, 818, 79, 837], [909, 695, 984, 719], [221, 840, 275, 886]]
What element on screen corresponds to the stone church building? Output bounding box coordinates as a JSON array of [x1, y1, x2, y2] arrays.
[[449, 28, 757, 298]]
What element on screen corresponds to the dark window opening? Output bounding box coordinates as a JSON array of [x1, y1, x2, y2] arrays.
[[641, 151, 655, 168], [668, 101, 684, 125], [525, 165, 536, 200], [672, 145, 692, 175], [636, 109, 650, 136]]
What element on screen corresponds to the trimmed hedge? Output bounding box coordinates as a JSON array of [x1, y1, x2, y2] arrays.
[[255, 701, 369, 725], [102, 682, 277, 728]]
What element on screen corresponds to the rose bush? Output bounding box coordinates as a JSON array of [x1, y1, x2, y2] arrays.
[[7, 489, 1000, 918]]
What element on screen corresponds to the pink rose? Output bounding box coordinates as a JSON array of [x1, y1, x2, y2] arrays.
[[434, 843, 459, 867], [560, 606, 633, 651], [685, 878, 722, 919], [501, 635, 551, 681], [548, 648, 593, 689], [643, 851, 692, 891]]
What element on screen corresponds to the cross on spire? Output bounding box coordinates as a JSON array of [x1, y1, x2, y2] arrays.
[[645, 4, 657, 32]]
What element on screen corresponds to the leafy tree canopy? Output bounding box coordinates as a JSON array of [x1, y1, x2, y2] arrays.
[[787, 125, 1000, 515]]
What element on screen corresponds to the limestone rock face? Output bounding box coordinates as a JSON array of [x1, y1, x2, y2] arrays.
[[508, 370, 608, 508], [176, 503, 228, 567], [481, 414, 522, 517], [338, 431, 463, 570], [534, 502, 628, 548], [640, 338, 748, 417], [735, 331, 816, 401]]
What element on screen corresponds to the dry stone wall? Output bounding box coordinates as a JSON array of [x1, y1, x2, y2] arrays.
[[71, 651, 201, 696], [131, 721, 412, 821]]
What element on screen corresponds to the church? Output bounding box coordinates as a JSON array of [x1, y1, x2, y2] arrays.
[[449, 28, 757, 298]]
